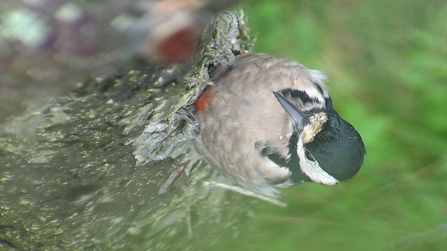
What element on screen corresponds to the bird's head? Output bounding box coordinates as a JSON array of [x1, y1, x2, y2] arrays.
[[272, 89, 366, 186]]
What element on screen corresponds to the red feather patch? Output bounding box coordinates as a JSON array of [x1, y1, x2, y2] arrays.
[[194, 86, 212, 112]]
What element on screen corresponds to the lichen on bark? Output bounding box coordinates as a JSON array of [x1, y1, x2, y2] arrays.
[[0, 9, 256, 251]]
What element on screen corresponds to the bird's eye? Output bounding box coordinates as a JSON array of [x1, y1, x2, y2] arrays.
[[305, 150, 315, 162]]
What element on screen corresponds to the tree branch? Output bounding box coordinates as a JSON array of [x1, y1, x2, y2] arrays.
[[0, 9, 257, 251]]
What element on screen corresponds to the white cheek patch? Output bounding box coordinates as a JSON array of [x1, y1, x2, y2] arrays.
[[307, 69, 329, 101], [309, 69, 327, 87], [297, 138, 339, 185], [301, 86, 326, 104]]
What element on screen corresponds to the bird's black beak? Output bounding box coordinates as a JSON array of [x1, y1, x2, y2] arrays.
[[273, 91, 309, 130]]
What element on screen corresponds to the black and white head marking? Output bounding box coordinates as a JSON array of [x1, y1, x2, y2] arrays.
[[266, 73, 365, 186]]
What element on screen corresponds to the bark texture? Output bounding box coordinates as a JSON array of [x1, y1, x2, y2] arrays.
[[0, 9, 257, 251]]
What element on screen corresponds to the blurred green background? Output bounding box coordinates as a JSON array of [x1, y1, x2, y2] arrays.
[[240, 0, 447, 250]]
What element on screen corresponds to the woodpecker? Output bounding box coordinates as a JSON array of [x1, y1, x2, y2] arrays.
[[192, 53, 366, 198]]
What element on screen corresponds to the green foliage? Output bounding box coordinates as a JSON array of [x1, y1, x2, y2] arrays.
[[241, 0, 447, 250]]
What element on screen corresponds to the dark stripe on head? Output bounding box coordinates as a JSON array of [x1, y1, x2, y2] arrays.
[[259, 132, 310, 185], [278, 88, 321, 105]]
